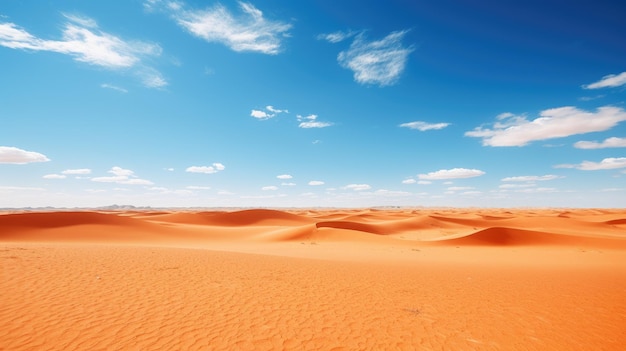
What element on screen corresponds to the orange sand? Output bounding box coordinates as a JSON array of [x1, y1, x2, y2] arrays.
[[1, 208, 625, 350]]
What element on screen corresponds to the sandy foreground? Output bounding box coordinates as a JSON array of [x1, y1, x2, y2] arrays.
[[1, 208, 625, 350]]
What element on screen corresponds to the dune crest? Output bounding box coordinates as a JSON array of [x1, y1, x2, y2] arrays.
[[1, 208, 625, 248]]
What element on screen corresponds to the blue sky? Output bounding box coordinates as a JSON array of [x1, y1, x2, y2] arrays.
[[1, 0, 625, 208]]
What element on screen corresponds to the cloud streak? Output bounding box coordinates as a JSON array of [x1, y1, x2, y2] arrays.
[[418, 168, 485, 180], [0, 146, 49, 164], [501, 175, 561, 182], [583, 72, 626, 89], [465, 106, 626, 147], [164, 1, 292, 54], [91, 166, 153, 185], [297, 114, 333, 128], [555, 157, 626, 171], [186, 163, 225, 174], [0, 16, 165, 87], [399, 121, 450, 131], [251, 105, 288, 120], [337, 30, 414, 86], [574, 137, 626, 149]]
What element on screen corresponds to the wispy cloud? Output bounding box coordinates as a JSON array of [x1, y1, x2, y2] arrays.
[[261, 185, 278, 191], [43, 174, 66, 179], [418, 168, 485, 180], [337, 30, 414, 86], [251, 105, 288, 120], [0, 146, 49, 164], [465, 106, 626, 147], [501, 175, 561, 182], [399, 121, 450, 131], [91, 166, 153, 185], [101, 83, 128, 93], [583, 72, 626, 89], [317, 30, 355, 43], [62, 168, 92, 175], [297, 114, 333, 128], [276, 174, 292, 179], [574, 137, 626, 149], [555, 157, 626, 171], [308, 180, 325, 186], [186, 163, 225, 174], [158, 1, 292, 54], [343, 184, 371, 191], [0, 15, 165, 87]]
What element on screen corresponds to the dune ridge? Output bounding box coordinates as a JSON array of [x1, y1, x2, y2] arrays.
[[1, 208, 625, 247]]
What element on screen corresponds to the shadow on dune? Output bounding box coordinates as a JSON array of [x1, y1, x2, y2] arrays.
[[430, 227, 626, 248]]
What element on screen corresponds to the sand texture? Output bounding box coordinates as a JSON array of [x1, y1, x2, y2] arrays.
[[1, 208, 626, 350]]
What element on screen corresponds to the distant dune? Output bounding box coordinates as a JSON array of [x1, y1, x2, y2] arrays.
[[1, 208, 625, 350]]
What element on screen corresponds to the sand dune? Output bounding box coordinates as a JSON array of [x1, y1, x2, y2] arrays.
[[2, 208, 626, 246], [1, 208, 625, 350]]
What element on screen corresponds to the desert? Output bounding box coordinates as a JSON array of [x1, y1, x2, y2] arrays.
[[1, 208, 625, 350]]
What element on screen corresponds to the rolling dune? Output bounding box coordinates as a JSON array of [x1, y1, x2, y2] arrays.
[[1, 208, 625, 350]]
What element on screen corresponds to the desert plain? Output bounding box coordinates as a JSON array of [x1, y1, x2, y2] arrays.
[[1, 207, 625, 350]]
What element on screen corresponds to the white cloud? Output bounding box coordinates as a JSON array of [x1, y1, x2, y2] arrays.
[[343, 184, 371, 191], [583, 72, 626, 89], [297, 114, 333, 128], [62, 13, 97, 28], [62, 168, 92, 175], [281, 182, 296, 186], [266, 105, 287, 114], [91, 166, 153, 185], [317, 30, 355, 43], [418, 180, 432, 185], [501, 175, 560, 182], [167, 1, 292, 54], [251, 109, 270, 119], [0, 17, 164, 87], [0, 146, 50, 164], [276, 174, 292, 179], [574, 137, 626, 149], [261, 185, 278, 191], [251, 105, 288, 120], [578, 95, 605, 102], [43, 174, 66, 179], [465, 106, 626, 147], [308, 180, 324, 186], [0, 20, 160, 67], [139, 68, 168, 88], [399, 121, 450, 131], [555, 157, 626, 171], [402, 179, 416, 184], [337, 30, 414, 86], [186, 163, 225, 174], [109, 166, 134, 177], [418, 168, 485, 180]]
